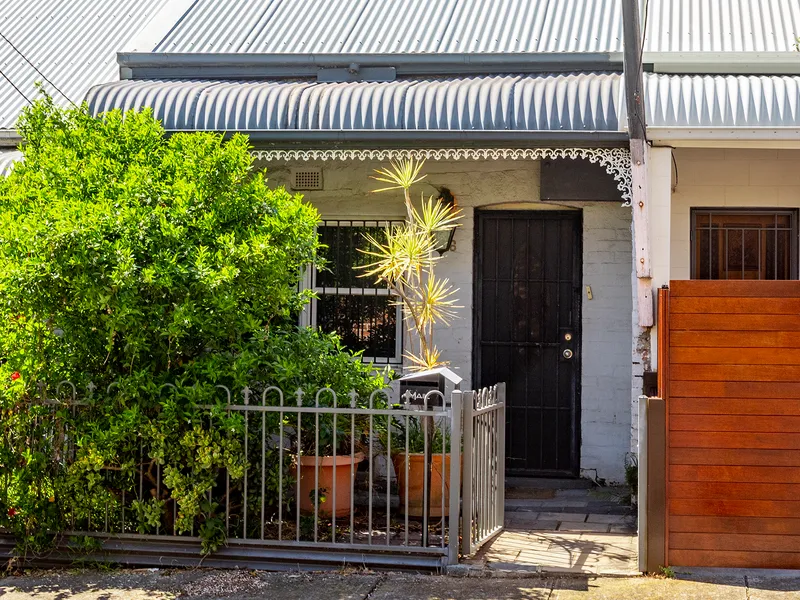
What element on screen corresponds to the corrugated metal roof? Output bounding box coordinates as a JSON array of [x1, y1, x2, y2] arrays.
[[0, 149, 22, 175], [148, 0, 800, 56], [644, 0, 800, 53], [152, 0, 625, 54], [645, 73, 800, 127], [86, 73, 624, 133], [0, 0, 170, 130]]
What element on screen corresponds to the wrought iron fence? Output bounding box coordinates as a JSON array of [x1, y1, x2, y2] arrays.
[[1, 381, 504, 569]]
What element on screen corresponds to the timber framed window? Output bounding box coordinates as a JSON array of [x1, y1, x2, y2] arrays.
[[305, 220, 404, 365], [691, 209, 799, 280]]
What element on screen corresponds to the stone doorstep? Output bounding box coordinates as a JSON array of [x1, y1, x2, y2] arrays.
[[536, 512, 589, 523], [557, 522, 612, 533]]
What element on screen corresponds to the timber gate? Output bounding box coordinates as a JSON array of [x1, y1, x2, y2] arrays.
[[655, 281, 800, 569]]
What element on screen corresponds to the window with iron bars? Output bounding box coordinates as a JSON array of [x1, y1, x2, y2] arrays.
[[691, 209, 799, 280], [302, 220, 404, 365]]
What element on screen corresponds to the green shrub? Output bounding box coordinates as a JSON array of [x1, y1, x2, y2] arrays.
[[0, 99, 385, 557], [0, 97, 319, 386]]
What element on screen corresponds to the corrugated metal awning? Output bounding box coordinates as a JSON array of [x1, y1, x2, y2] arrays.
[[85, 73, 625, 140], [645, 73, 800, 128]]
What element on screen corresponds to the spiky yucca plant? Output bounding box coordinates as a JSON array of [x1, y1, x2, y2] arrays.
[[359, 158, 462, 371]]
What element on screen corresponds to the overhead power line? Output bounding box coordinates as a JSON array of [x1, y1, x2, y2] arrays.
[[0, 66, 32, 105], [0, 29, 76, 106]]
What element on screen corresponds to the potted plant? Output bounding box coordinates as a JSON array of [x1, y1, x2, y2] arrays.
[[295, 416, 366, 518], [360, 158, 463, 517], [390, 417, 453, 517], [258, 329, 389, 519]]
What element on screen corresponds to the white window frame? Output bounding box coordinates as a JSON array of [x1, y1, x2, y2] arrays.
[[301, 220, 404, 365]]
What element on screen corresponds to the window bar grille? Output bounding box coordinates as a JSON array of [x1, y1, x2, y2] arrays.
[[310, 220, 405, 366], [692, 209, 799, 280]]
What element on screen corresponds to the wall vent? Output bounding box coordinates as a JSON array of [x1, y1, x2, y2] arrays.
[[291, 167, 323, 190]]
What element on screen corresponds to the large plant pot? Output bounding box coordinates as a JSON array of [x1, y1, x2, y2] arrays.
[[297, 453, 364, 517], [393, 453, 453, 517]]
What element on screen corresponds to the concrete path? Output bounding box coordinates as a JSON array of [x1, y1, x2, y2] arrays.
[[464, 484, 639, 575], [2, 568, 800, 599], [464, 529, 639, 575]]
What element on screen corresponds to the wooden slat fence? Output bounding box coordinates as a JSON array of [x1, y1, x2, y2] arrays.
[[661, 280, 800, 569]]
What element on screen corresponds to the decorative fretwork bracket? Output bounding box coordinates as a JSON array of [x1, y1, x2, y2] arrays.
[[251, 147, 633, 206]]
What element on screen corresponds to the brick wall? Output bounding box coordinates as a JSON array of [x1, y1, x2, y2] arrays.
[[580, 204, 634, 482]]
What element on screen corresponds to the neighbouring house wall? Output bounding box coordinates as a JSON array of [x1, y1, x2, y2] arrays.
[[670, 148, 800, 281], [260, 158, 632, 482]]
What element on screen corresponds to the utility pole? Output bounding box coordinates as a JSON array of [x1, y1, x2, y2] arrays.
[[622, 0, 653, 328]]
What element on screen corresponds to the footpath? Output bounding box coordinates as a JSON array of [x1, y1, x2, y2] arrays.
[[1, 568, 800, 599]]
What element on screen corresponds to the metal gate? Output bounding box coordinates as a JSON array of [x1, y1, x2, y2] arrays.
[[461, 383, 506, 555], [649, 281, 800, 570]]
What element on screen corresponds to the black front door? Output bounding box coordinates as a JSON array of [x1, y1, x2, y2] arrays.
[[474, 210, 582, 476]]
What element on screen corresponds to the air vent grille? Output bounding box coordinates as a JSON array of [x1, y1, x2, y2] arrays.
[[291, 168, 323, 190]]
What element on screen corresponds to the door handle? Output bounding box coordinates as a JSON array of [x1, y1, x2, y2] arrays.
[[563, 349, 574, 360]]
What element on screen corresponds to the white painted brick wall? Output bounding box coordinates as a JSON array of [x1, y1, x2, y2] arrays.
[[581, 204, 633, 482], [261, 158, 632, 482]]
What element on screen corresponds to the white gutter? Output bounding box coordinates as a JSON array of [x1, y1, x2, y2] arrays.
[[649, 127, 800, 148], [645, 52, 800, 75]]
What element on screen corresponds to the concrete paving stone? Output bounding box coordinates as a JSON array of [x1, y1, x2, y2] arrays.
[[507, 477, 592, 490], [517, 520, 560, 531], [481, 530, 639, 576], [585, 514, 633, 524], [537, 512, 588, 522], [536, 501, 589, 509], [505, 499, 546, 509], [608, 524, 637, 534], [554, 489, 594, 499], [0, 570, 176, 600], [370, 574, 555, 600], [552, 576, 747, 600], [506, 514, 549, 528], [584, 502, 632, 516], [682, 569, 800, 600], [557, 522, 611, 533], [512, 506, 542, 513], [0, 571, 384, 600], [744, 577, 800, 599]]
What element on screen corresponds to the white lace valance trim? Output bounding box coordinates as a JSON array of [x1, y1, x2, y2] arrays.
[[251, 147, 632, 206]]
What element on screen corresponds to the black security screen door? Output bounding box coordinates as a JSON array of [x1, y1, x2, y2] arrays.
[[474, 211, 582, 476]]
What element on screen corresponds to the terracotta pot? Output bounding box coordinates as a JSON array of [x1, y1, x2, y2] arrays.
[[393, 453, 454, 517], [297, 452, 364, 517]]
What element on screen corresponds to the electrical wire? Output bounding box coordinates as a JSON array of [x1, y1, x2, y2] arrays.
[[635, 0, 650, 143], [0, 67, 32, 105], [639, 0, 650, 74], [671, 150, 679, 192], [0, 30, 76, 106]]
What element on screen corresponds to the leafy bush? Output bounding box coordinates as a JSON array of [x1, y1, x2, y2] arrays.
[[0, 97, 318, 386], [0, 99, 386, 557]]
